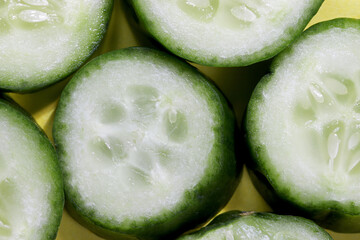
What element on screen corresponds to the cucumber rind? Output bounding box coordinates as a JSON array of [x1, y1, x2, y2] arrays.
[[0, 0, 113, 93], [129, 0, 324, 67], [177, 211, 333, 240], [245, 18, 360, 232], [0, 99, 64, 240], [53, 47, 240, 239]]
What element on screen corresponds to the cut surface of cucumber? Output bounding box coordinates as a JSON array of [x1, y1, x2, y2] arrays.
[[53, 47, 239, 239], [0, 0, 113, 92], [0, 99, 64, 239], [129, 0, 323, 67], [245, 18, 360, 232], [178, 211, 333, 240]]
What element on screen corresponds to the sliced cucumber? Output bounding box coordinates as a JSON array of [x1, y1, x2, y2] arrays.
[[53, 47, 239, 239], [129, 0, 323, 67], [0, 0, 113, 92], [0, 99, 64, 239], [178, 211, 333, 240], [245, 18, 360, 232]]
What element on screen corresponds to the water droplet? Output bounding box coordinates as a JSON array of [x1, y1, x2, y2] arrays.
[[309, 84, 324, 103], [328, 132, 340, 160], [230, 5, 257, 22], [348, 132, 360, 150], [18, 9, 49, 23]]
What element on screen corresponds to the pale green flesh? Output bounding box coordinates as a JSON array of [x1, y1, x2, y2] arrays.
[[59, 57, 216, 223], [133, 0, 317, 64], [181, 214, 331, 240], [253, 26, 360, 205], [0, 0, 110, 90], [0, 108, 55, 239], [177, 0, 286, 27]]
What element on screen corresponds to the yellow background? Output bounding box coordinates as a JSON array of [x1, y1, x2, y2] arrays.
[[7, 0, 360, 239]]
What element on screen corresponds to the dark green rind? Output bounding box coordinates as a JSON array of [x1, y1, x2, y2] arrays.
[[0, 99, 64, 240], [128, 0, 324, 67], [53, 47, 241, 239], [0, 0, 113, 93], [244, 18, 360, 233], [177, 211, 333, 240]]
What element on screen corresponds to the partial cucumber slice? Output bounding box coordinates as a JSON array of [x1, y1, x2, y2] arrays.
[[53, 47, 239, 239], [0, 99, 64, 239], [0, 0, 113, 92], [245, 18, 360, 232], [129, 0, 323, 67], [178, 211, 333, 240]]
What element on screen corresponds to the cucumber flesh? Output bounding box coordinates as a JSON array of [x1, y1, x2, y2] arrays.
[[178, 211, 333, 240], [245, 19, 360, 231], [53, 47, 238, 239], [0, 100, 63, 239], [130, 0, 323, 66], [0, 0, 112, 92]]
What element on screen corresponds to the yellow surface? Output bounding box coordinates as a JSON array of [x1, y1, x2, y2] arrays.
[[7, 0, 360, 239]]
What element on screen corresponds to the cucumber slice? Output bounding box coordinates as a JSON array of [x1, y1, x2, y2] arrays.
[[129, 0, 323, 67], [178, 211, 333, 240], [245, 18, 360, 232], [0, 0, 113, 92], [53, 47, 240, 239], [0, 99, 64, 239]]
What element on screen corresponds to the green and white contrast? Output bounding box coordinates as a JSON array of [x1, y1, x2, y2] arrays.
[[0, 0, 113, 92], [178, 211, 333, 240], [53, 47, 239, 239], [0, 99, 64, 239], [245, 18, 360, 232], [129, 0, 323, 67]]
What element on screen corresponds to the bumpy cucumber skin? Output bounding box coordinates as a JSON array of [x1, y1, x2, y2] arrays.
[[177, 211, 333, 240], [0, 99, 64, 240], [128, 0, 324, 67], [0, 0, 113, 93], [244, 18, 360, 233], [53, 47, 241, 239]]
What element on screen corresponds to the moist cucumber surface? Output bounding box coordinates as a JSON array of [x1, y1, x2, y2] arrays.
[[0, 0, 113, 92], [178, 211, 333, 240], [245, 18, 360, 232], [0, 99, 64, 240], [53, 47, 239, 239], [129, 0, 323, 67]]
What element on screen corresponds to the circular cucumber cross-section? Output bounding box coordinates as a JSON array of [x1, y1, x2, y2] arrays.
[[130, 0, 323, 67], [53, 47, 239, 239], [245, 19, 360, 232], [0, 0, 112, 92], [178, 211, 333, 240], [0, 100, 63, 240]]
